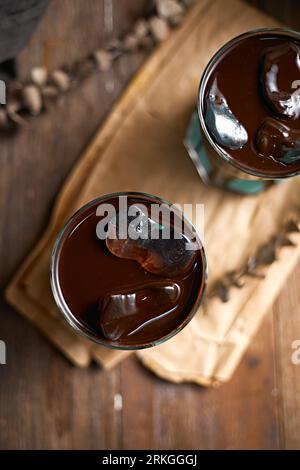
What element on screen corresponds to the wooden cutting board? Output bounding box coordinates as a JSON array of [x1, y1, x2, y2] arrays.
[[6, 0, 300, 385]]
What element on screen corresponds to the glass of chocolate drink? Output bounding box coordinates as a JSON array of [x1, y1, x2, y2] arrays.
[[50, 192, 207, 350], [185, 28, 300, 194]]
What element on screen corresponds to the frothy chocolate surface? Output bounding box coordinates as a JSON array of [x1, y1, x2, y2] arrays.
[[203, 32, 300, 177], [56, 195, 205, 348]]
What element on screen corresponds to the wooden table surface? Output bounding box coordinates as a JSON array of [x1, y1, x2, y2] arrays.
[[0, 0, 300, 450]]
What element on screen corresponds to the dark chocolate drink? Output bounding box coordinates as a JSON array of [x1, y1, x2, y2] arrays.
[[51, 193, 207, 349], [201, 29, 300, 178]]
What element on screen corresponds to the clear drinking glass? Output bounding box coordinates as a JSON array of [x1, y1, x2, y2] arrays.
[[185, 28, 300, 195], [50, 192, 207, 350]]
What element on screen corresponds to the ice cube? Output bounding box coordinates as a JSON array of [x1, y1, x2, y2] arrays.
[[205, 78, 248, 150], [106, 206, 197, 277], [262, 42, 300, 120], [98, 280, 181, 340], [256, 117, 300, 164]]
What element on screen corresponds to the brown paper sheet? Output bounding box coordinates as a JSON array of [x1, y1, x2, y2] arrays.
[[6, 0, 300, 385]]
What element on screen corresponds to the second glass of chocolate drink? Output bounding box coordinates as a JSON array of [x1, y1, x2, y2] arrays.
[[185, 28, 300, 194], [51, 192, 207, 350]]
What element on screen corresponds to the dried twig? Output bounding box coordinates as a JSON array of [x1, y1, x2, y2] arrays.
[[0, 0, 196, 132], [208, 211, 300, 303]]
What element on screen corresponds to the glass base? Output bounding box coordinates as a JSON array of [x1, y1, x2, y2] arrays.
[[184, 112, 280, 195]]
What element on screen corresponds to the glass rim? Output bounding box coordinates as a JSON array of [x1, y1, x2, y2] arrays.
[[50, 191, 208, 351], [197, 27, 300, 180]]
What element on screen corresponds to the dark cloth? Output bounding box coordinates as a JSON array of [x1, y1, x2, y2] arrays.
[[0, 0, 48, 64]]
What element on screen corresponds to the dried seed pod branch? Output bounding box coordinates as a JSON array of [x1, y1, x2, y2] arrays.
[[207, 213, 300, 303], [0, 0, 195, 132]]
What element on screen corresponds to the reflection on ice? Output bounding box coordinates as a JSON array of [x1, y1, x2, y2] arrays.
[[106, 206, 197, 278], [99, 280, 181, 340], [205, 78, 248, 150]]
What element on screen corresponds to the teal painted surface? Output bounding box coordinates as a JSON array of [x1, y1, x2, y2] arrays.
[[184, 112, 278, 195]]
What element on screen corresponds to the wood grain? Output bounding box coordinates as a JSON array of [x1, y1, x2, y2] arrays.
[[0, 0, 299, 450], [0, 0, 149, 450], [122, 315, 278, 450]]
